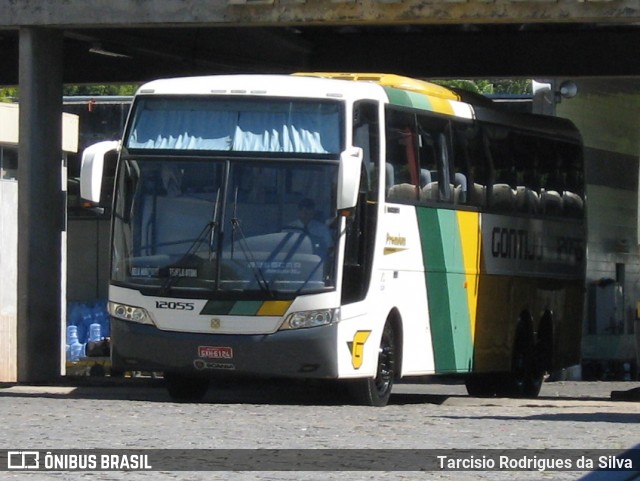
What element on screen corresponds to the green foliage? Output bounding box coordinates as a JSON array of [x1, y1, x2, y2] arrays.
[[63, 84, 139, 96], [0, 84, 138, 102], [0, 87, 18, 102], [434, 79, 532, 96]]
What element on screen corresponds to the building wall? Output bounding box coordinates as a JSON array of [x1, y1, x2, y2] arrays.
[[0, 103, 78, 381], [66, 218, 110, 302], [557, 79, 640, 377], [0, 179, 18, 381]]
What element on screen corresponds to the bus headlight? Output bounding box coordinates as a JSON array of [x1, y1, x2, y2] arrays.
[[108, 302, 154, 325], [280, 308, 339, 330]]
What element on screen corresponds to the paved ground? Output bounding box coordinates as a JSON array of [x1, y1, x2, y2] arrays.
[[0, 378, 638, 481]]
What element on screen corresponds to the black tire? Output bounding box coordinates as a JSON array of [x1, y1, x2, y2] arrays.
[[509, 353, 544, 398], [507, 319, 544, 398], [89, 364, 106, 377], [349, 322, 396, 407], [536, 311, 554, 374], [466, 314, 545, 399], [465, 374, 500, 397], [164, 373, 210, 402]]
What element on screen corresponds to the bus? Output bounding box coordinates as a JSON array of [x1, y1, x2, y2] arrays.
[[80, 73, 585, 406]]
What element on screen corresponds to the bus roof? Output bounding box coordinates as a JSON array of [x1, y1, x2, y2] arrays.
[[134, 73, 579, 137], [296, 73, 580, 140], [135, 73, 474, 119], [295, 72, 473, 119], [294, 72, 460, 101], [474, 105, 582, 143], [136, 74, 386, 102]]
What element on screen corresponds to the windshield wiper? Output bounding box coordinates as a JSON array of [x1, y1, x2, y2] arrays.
[[160, 189, 220, 295], [158, 220, 216, 296], [229, 186, 274, 297], [209, 188, 221, 260]]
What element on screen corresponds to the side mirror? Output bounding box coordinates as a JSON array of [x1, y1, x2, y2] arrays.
[[80, 140, 119, 202], [337, 147, 363, 210]]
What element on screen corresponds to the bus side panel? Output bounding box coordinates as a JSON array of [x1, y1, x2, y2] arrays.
[[472, 275, 583, 373], [368, 203, 435, 377], [551, 281, 583, 370], [417, 208, 480, 374], [472, 215, 585, 373], [338, 274, 435, 378], [336, 310, 374, 379], [472, 275, 510, 372]]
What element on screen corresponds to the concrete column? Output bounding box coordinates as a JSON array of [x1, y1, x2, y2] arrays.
[[17, 27, 64, 382]]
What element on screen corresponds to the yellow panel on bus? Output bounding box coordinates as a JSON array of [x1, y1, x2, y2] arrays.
[[293, 72, 460, 101]]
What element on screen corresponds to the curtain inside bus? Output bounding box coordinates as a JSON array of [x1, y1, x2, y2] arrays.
[[126, 98, 342, 154]]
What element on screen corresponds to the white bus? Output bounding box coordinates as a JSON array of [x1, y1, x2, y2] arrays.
[[81, 73, 585, 406]]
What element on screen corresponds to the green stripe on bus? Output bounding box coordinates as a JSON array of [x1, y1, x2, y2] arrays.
[[200, 300, 236, 315], [201, 300, 264, 316], [417, 207, 473, 373], [201, 300, 288, 317], [383, 87, 432, 111], [229, 301, 263, 316]]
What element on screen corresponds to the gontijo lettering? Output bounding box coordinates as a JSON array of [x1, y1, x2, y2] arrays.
[[490, 227, 543, 261], [490, 226, 584, 263]]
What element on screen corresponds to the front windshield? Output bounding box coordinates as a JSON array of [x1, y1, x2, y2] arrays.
[[111, 158, 339, 298], [126, 97, 342, 154]]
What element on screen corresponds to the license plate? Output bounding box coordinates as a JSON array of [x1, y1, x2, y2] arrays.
[[198, 346, 233, 359]]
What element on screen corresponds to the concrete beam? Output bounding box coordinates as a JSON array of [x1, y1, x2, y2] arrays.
[[1, 0, 640, 28], [17, 27, 64, 383], [308, 28, 640, 77]]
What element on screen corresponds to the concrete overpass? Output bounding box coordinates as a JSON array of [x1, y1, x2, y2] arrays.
[[3, 1, 640, 82], [2, 0, 640, 382]]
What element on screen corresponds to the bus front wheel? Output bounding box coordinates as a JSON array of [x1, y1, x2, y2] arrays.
[[164, 373, 210, 402], [349, 322, 396, 407]]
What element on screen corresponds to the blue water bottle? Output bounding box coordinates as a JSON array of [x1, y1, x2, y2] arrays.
[[67, 325, 85, 362], [88, 323, 102, 342]]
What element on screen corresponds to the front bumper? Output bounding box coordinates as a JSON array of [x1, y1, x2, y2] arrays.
[[110, 318, 339, 379]]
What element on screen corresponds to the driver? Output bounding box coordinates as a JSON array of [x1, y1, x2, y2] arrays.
[[288, 198, 332, 256]]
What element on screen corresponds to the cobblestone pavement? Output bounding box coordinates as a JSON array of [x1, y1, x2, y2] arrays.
[[0, 379, 638, 481]]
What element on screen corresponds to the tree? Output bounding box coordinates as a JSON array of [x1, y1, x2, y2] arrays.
[[62, 84, 138, 96], [0, 84, 139, 102], [434, 79, 532, 96], [0, 87, 18, 102]]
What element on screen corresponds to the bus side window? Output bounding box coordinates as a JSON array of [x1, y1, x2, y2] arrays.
[[453, 122, 485, 208], [343, 101, 380, 304], [385, 109, 419, 205], [483, 126, 518, 213], [353, 101, 380, 202], [417, 116, 452, 205], [417, 129, 438, 203], [562, 145, 585, 218]]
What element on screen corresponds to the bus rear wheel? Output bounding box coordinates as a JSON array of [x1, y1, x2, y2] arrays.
[[465, 374, 501, 397], [164, 373, 210, 402], [349, 322, 396, 407], [465, 315, 546, 398], [508, 351, 544, 398], [506, 318, 544, 398]]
